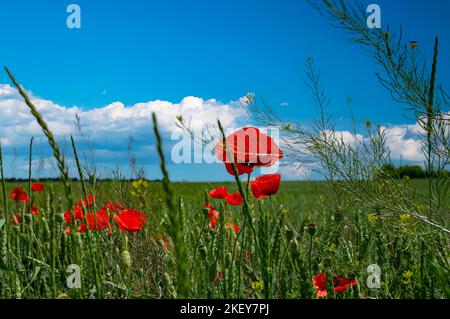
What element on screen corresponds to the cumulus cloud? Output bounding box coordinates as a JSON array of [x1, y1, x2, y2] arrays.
[[0, 83, 431, 180]]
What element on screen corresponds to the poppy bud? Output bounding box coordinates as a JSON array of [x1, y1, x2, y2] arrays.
[[308, 224, 316, 237], [163, 273, 172, 287], [286, 227, 294, 241], [199, 245, 207, 259], [225, 253, 232, 268]]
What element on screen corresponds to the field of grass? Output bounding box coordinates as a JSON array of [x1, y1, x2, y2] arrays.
[[1, 177, 448, 299]]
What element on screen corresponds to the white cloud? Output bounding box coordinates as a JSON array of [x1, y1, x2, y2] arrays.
[[382, 125, 425, 161], [0, 83, 249, 147], [0, 82, 435, 180]]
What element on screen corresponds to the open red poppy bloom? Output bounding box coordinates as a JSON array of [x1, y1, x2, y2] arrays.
[[114, 209, 147, 232], [225, 222, 240, 234], [312, 273, 328, 298], [209, 186, 229, 199], [31, 183, 45, 192], [94, 209, 110, 231], [225, 192, 243, 206], [29, 205, 40, 215], [206, 205, 220, 229], [250, 174, 281, 198], [10, 187, 30, 203], [250, 182, 267, 199], [333, 276, 357, 293], [76, 195, 96, 208], [64, 205, 84, 224], [78, 213, 97, 233], [312, 273, 357, 297], [215, 127, 283, 176], [101, 201, 124, 213]]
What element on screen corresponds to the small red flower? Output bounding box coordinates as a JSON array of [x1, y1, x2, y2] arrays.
[[9, 187, 30, 203], [78, 213, 97, 233], [95, 209, 110, 231], [65, 227, 70, 236], [64, 205, 84, 224], [312, 273, 357, 297], [76, 195, 96, 207], [209, 186, 228, 199], [225, 222, 240, 234], [208, 207, 220, 229], [101, 201, 124, 213], [158, 237, 171, 250], [333, 276, 357, 293], [30, 205, 40, 215], [114, 209, 147, 232], [213, 271, 223, 286], [225, 192, 243, 206], [250, 174, 281, 198], [312, 273, 328, 298], [31, 183, 45, 192], [10, 214, 21, 225]]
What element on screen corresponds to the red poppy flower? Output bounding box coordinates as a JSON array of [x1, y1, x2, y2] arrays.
[[114, 209, 147, 232], [158, 237, 171, 250], [225, 192, 243, 206], [208, 208, 220, 229], [76, 195, 96, 207], [10, 214, 21, 225], [9, 187, 30, 203], [29, 205, 40, 215], [215, 127, 283, 176], [213, 271, 223, 286], [31, 183, 45, 192], [250, 174, 281, 198], [64, 211, 73, 224], [101, 201, 124, 213], [95, 209, 110, 231], [64, 205, 84, 224], [250, 181, 267, 199], [65, 227, 70, 236], [225, 222, 240, 234], [78, 213, 97, 233], [333, 276, 357, 293], [224, 162, 254, 176], [312, 273, 357, 297], [209, 186, 228, 199], [312, 273, 328, 298]]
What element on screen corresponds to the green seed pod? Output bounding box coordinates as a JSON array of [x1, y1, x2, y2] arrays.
[[198, 245, 207, 259], [286, 227, 294, 242], [308, 224, 316, 237], [163, 272, 172, 287]]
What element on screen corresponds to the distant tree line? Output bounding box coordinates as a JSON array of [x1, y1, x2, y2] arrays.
[[381, 164, 450, 179]]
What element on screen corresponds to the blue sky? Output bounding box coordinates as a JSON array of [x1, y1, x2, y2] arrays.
[[0, 0, 449, 181]]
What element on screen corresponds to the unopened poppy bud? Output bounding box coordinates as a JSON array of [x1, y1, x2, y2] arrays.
[[121, 250, 132, 270], [308, 224, 316, 237], [286, 227, 294, 241], [163, 273, 171, 287], [225, 253, 232, 268], [199, 245, 207, 259]]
